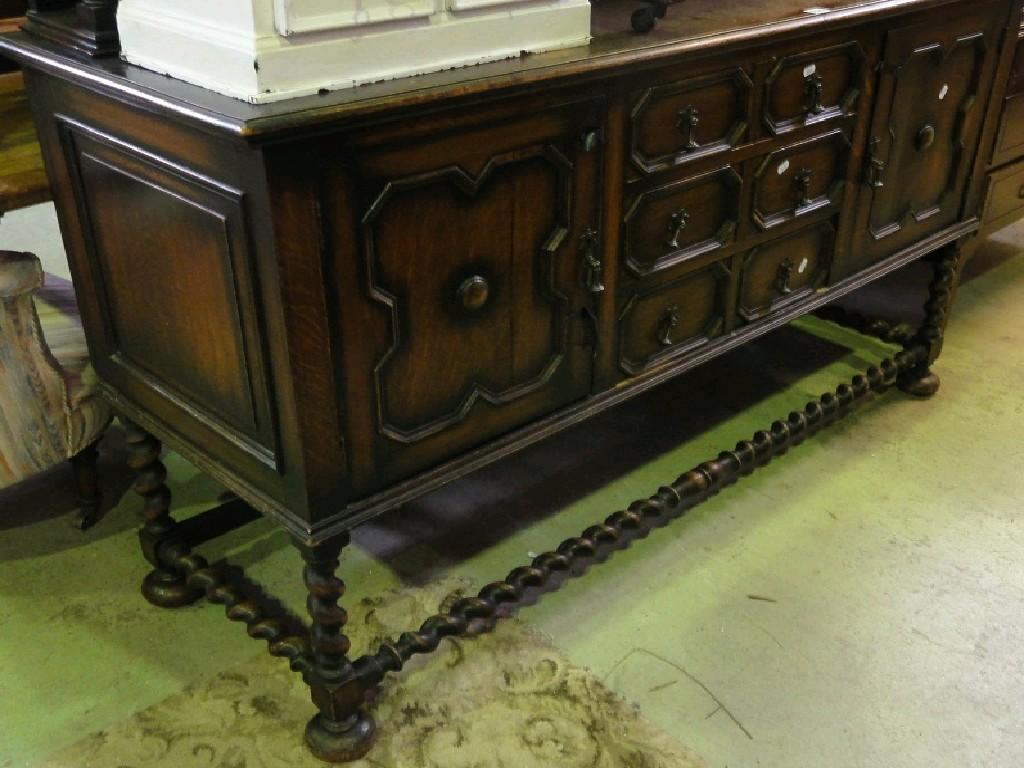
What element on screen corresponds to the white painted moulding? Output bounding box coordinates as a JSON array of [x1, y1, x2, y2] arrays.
[[116, 0, 592, 104]]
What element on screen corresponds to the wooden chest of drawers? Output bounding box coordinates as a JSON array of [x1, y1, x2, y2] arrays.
[[3, 0, 1020, 760]]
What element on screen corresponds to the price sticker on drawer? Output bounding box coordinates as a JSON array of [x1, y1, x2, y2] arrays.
[[798, 257, 809, 274], [803, 63, 817, 77], [939, 83, 949, 100], [777, 159, 791, 175]]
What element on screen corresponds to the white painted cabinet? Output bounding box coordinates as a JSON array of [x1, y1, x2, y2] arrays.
[[117, 0, 591, 103]]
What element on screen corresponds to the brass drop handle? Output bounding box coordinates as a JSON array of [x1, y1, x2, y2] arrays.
[[804, 72, 825, 114], [676, 105, 700, 150], [775, 258, 795, 295], [916, 124, 936, 151], [665, 208, 690, 250], [794, 167, 813, 207], [580, 229, 605, 294], [657, 305, 681, 347], [458, 276, 490, 311]]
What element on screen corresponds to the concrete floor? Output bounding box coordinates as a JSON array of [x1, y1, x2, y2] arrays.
[[1, 204, 1022, 767]]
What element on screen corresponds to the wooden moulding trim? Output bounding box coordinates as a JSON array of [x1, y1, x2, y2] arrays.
[[0, 0, 987, 140]]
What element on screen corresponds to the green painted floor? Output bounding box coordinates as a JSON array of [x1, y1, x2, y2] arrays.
[[2, 205, 1023, 767]]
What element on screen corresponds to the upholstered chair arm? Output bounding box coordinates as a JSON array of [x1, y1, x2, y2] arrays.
[[0, 250, 45, 298], [0, 249, 73, 486]]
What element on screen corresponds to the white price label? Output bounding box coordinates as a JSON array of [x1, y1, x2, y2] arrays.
[[778, 159, 791, 175]]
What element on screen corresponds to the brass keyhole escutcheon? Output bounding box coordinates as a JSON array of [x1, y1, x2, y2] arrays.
[[916, 124, 936, 151], [458, 276, 490, 311]]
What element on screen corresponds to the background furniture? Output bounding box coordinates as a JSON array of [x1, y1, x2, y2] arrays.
[[4, 0, 1024, 760], [0, 251, 112, 528], [981, 11, 1024, 234], [1, 2, 109, 526], [0, 70, 49, 214]]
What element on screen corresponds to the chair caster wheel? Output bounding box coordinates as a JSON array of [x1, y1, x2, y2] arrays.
[[631, 7, 657, 32]]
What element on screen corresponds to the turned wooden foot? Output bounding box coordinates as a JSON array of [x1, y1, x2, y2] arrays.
[[898, 369, 941, 398], [123, 419, 203, 608], [69, 440, 102, 530], [297, 534, 376, 762], [305, 711, 376, 763]]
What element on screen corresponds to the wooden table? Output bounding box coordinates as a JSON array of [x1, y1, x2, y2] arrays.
[[3, 0, 1023, 760]]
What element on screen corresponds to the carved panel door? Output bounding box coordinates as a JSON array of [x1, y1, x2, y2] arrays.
[[844, 4, 1003, 276], [325, 97, 603, 495]]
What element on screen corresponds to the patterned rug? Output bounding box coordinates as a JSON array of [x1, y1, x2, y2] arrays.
[[41, 579, 705, 768]]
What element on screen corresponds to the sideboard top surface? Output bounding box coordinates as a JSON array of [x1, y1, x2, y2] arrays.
[[0, 0, 987, 138]]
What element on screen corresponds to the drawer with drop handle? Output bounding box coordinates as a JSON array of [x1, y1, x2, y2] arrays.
[[616, 254, 733, 375], [737, 223, 835, 323], [627, 64, 754, 177], [621, 165, 742, 279], [752, 127, 851, 232], [762, 40, 867, 136]]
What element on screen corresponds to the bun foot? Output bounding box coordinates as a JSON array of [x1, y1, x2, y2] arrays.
[[898, 370, 940, 398], [305, 711, 376, 763], [142, 568, 203, 608]]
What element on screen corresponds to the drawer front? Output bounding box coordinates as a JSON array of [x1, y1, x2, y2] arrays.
[[618, 259, 732, 375], [983, 159, 1024, 231], [763, 41, 866, 135], [994, 94, 1024, 164], [753, 129, 850, 231], [629, 68, 753, 175], [622, 166, 741, 279], [738, 224, 835, 323]]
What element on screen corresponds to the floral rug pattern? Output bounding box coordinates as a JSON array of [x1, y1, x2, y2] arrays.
[[43, 579, 704, 768]]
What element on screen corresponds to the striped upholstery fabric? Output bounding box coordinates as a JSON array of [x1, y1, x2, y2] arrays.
[[0, 251, 111, 487]]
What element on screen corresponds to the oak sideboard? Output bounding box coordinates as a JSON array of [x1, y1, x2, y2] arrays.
[[3, 0, 1024, 760]]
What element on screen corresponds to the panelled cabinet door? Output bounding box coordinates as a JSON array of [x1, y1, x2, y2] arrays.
[[845, 3, 1003, 276], [325, 99, 603, 495]]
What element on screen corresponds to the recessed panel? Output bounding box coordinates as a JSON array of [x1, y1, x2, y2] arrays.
[[66, 129, 273, 465]]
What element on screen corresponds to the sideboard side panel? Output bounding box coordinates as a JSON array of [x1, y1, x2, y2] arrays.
[[22, 71, 295, 513]]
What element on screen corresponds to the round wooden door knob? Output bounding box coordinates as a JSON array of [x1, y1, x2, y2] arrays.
[[458, 276, 490, 311], [916, 124, 936, 151]]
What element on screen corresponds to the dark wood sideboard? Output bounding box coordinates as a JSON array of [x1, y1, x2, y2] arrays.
[[3, 0, 1024, 760]]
